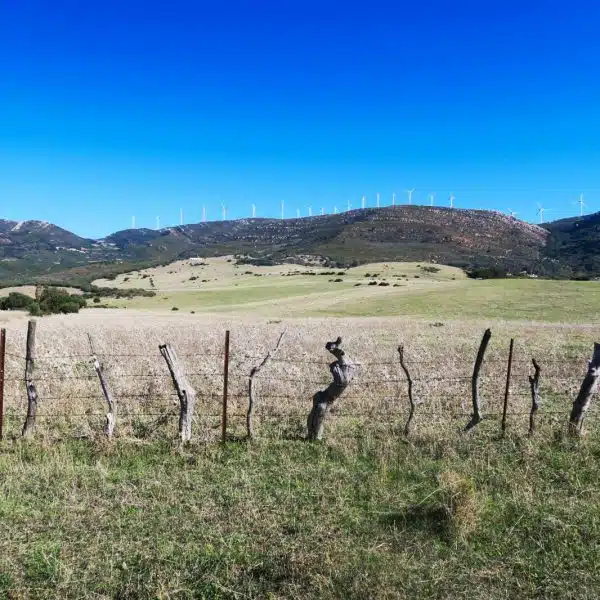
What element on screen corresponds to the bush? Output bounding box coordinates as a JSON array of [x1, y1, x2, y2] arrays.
[[171, 307, 179, 311], [37, 287, 86, 315], [421, 266, 441, 273], [466, 267, 508, 279], [93, 297, 101, 303], [0, 292, 36, 311]]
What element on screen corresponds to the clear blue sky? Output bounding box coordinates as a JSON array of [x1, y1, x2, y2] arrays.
[[1, 0, 599, 238]]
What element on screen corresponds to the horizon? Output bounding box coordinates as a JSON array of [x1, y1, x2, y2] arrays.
[[1, 1, 599, 237]]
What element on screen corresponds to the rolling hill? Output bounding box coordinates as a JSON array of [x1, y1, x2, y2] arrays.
[[0, 206, 596, 285]]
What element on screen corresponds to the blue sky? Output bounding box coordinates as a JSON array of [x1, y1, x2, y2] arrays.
[[1, 0, 599, 237]]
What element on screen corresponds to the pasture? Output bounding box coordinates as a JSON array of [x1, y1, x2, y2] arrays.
[[0, 258, 599, 598]]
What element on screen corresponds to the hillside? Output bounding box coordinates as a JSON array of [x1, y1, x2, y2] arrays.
[[0, 207, 595, 285]]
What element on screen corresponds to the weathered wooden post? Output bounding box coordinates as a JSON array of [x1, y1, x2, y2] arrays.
[[22, 320, 38, 437], [88, 333, 117, 439], [501, 338, 514, 435], [0, 328, 5, 441], [307, 337, 355, 441], [247, 330, 286, 439], [464, 328, 492, 432], [159, 343, 196, 443], [569, 343, 600, 435], [397, 345, 416, 436], [222, 330, 230, 443], [528, 359, 541, 436]]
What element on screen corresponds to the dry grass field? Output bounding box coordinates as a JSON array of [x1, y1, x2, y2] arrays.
[[1, 258, 600, 598]]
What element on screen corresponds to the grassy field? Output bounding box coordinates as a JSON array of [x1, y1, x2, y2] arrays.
[[90, 257, 600, 322], [0, 258, 599, 597]]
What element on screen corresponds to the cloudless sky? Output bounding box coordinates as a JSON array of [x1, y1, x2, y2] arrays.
[[1, 0, 599, 237]]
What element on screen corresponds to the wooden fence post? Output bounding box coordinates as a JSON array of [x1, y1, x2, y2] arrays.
[[22, 320, 38, 437], [569, 343, 600, 435], [397, 345, 416, 436], [0, 328, 5, 441], [307, 337, 355, 441], [465, 328, 492, 432], [159, 343, 196, 443], [88, 334, 117, 439], [501, 338, 514, 435], [528, 359, 541, 436], [247, 330, 286, 439], [222, 330, 230, 443]]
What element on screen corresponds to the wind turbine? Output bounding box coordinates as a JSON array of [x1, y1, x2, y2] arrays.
[[296, 208, 300, 218], [334, 206, 338, 214], [251, 204, 256, 218], [307, 205, 312, 217], [536, 203, 550, 224], [202, 205, 206, 222], [507, 208, 518, 218], [156, 216, 160, 229], [347, 199, 352, 212], [221, 203, 227, 221], [376, 193, 380, 208], [321, 207, 325, 215], [429, 194, 435, 206], [405, 188, 415, 205], [576, 193, 586, 216], [180, 208, 184, 225], [361, 195, 366, 209], [280, 200, 284, 220], [131, 216, 136, 229], [392, 192, 396, 206], [449, 193, 455, 208]]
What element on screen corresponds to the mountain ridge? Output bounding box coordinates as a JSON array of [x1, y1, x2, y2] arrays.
[[0, 206, 595, 285]]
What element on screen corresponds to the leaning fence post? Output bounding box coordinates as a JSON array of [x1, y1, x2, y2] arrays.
[[569, 343, 600, 435], [22, 320, 38, 437], [222, 330, 230, 443], [501, 338, 515, 435], [247, 330, 286, 439], [465, 328, 492, 432], [397, 345, 416, 436], [528, 359, 541, 436], [0, 328, 5, 441], [159, 343, 196, 443], [88, 333, 117, 439]]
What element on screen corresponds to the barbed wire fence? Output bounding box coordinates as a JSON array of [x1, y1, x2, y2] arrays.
[[0, 322, 598, 443]]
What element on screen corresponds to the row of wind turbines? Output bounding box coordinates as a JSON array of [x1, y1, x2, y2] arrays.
[[130, 192, 589, 230]]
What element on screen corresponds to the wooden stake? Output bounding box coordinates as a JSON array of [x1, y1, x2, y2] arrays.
[[465, 328, 491, 432], [0, 329, 5, 441], [501, 338, 514, 435], [397, 344, 416, 436], [528, 359, 541, 436], [247, 330, 286, 439], [222, 330, 230, 443], [88, 334, 117, 439], [569, 343, 600, 435], [22, 320, 38, 437], [159, 343, 196, 443]]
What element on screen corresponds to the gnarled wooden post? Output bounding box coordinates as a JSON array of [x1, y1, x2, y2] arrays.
[[88, 334, 117, 439], [159, 344, 196, 443], [528, 359, 541, 436], [22, 320, 38, 437], [569, 343, 600, 435], [307, 337, 355, 441], [398, 345, 416, 436], [247, 330, 286, 439], [464, 328, 492, 432]]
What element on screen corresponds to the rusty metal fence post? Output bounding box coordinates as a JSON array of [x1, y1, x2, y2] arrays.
[[222, 330, 230, 442], [0, 328, 5, 440]]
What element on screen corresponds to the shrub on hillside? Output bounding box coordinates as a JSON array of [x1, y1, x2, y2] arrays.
[[0, 292, 37, 311], [37, 287, 87, 315], [466, 267, 508, 279]]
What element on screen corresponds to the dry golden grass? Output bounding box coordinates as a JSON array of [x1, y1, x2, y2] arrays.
[[1, 309, 597, 442]]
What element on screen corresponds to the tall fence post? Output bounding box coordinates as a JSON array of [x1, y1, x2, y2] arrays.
[[22, 320, 38, 437], [222, 330, 230, 442], [465, 328, 492, 432], [501, 338, 514, 435], [0, 328, 5, 441]]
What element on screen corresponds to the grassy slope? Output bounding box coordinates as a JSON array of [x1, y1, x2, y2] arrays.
[[92, 257, 600, 323], [2, 433, 600, 599]]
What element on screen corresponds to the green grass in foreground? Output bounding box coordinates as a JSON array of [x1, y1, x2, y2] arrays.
[[323, 279, 600, 322], [2, 429, 600, 598]]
